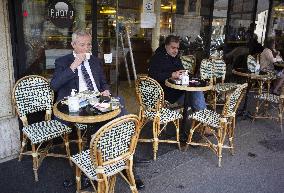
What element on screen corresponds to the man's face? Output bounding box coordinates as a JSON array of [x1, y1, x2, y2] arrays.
[[165, 42, 179, 57], [71, 35, 92, 54]]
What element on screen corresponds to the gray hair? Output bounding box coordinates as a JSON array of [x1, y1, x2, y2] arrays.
[[71, 29, 91, 43]]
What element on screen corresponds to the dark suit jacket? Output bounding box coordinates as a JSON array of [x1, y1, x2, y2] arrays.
[[148, 46, 184, 103], [50, 53, 109, 101]]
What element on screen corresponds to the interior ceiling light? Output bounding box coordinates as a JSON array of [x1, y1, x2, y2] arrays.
[[100, 6, 116, 14], [161, 4, 176, 11], [274, 6, 284, 12]]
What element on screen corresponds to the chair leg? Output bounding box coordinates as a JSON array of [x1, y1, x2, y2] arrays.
[[217, 139, 223, 167], [279, 103, 283, 133], [185, 120, 196, 151], [19, 134, 28, 161], [97, 177, 107, 193], [174, 119, 181, 150], [76, 128, 83, 153], [253, 99, 260, 121], [217, 123, 228, 167], [63, 133, 72, 166], [140, 116, 147, 128], [228, 123, 235, 155], [75, 166, 81, 192], [153, 120, 159, 160], [31, 144, 39, 181], [125, 159, 138, 193], [213, 91, 217, 110], [108, 176, 116, 193]]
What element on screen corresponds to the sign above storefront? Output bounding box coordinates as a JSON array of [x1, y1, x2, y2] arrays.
[[143, 0, 154, 13], [141, 13, 156, 28], [47, 0, 75, 28]]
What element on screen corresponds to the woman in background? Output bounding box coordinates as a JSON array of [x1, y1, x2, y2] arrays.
[[260, 37, 283, 95]]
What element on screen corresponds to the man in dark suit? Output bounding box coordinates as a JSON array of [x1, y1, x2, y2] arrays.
[[51, 31, 110, 101], [51, 29, 144, 190]]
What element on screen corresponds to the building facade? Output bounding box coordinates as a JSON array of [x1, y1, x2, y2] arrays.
[[0, 0, 283, 162], [0, 0, 20, 162]]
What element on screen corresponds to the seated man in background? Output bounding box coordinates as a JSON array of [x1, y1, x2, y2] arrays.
[[148, 35, 207, 139], [51, 29, 144, 190]]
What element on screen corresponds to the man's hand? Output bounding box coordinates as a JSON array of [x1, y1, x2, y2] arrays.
[[101, 90, 110, 96], [171, 70, 185, 79], [70, 53, 86, 72]]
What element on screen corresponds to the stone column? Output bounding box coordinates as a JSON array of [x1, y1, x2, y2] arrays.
[[151, 0, 161, 52], [196, 0, 201, 16], [75, 0, 86, 29], [184, 0, 189, 15], [0, 0, 20, 162]]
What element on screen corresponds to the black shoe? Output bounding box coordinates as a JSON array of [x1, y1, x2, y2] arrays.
[[135, 178, 145, 190], [81, 176, 91, 189], [134, 158, 151, 164], [179, 134, 188, 143], [63, 179, 74, 188]]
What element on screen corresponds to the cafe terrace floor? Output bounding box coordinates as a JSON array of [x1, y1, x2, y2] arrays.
[[0, 81, 284, 193]]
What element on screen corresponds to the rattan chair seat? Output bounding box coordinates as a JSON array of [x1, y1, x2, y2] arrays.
[[189, 109, 222, 128], [144, 108, 182, 124], [215, 83, 238, 93], [71, 149, 127, 180], [23, 120, 72, 144], [254, 93, 280, 103]]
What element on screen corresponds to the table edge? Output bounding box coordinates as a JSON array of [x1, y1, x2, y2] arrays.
[[53, 101, 121, 123], [165, 79, 212, 91]]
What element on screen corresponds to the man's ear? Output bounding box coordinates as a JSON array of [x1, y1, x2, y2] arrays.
[[71, 41, 75, 48]]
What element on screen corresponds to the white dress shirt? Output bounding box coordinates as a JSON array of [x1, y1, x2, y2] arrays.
[[73, 52, 99, 92]]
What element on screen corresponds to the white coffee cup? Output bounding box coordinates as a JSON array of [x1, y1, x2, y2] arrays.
[[104, 53, 112, 63], [85, 53, 92, 60], [181, 74, 189, 85]]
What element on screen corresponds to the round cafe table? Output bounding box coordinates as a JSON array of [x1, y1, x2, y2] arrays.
[[165, 78, 212, 136], [53, 100, 121, 152], [232, 68, 276, 119], [53, 100, 121, 124]]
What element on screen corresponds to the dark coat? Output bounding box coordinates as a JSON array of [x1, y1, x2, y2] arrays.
[[148, 46, 184, 103], [50, 53, 109, 101]]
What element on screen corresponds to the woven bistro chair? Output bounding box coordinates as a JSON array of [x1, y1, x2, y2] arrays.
[[247, 54, 260, 73], [181, 55, 196, 75], [74, 123, 92, 153], [12, 75, 72, 181], [135, 76, 182, 160], [253, 86, 284, 133], [200, 58, 237, 110], [71, 114, 141, 193], [185, 83, 248, 167]]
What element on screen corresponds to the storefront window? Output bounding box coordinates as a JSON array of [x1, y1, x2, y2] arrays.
[[272, 1, 284, 57], [22, 0, 92, 77], [20, 0, 217, 80]]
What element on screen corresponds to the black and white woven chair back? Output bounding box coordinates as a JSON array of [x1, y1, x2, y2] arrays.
[[181, 55, 196, 75], [247, 55, 260, 73], [13, 75, 53, 117], [136, 76, 164, 111], [212, 58, 226, 80], [90, 115, 139, 165], [200, 59, 214, 80], [223, 83, 248, 116]]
